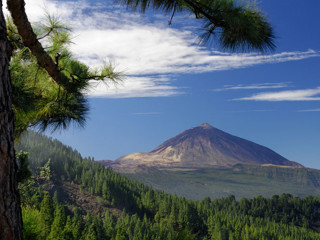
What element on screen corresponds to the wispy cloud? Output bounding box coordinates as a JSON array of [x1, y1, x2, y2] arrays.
[[15, 0, 320, 98], [225, 109, 274, 113], [298, 108, 320, 112], [214, 82, 290, 91], [131, 112, 163, 115], [235, 87, 320, 101], [86, 76, 183, 98]]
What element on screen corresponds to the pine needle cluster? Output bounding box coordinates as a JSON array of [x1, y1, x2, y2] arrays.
[[117, 0, 275, 52], [7, 16, 123, 138]]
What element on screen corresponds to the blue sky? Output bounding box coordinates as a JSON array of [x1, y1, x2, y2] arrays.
[[18, 0, 320, 168]]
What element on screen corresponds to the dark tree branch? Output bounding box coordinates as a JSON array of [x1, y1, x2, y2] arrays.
[[6, 0, 70, 88], [183, 0, 224, 28], [37, 27, 53, 40], [168, 4, 177, 25]]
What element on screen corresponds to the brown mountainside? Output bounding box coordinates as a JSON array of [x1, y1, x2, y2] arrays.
[[111, 123, 302, 171]]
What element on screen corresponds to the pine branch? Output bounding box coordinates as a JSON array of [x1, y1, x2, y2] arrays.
[[6, 0, 70, 89]]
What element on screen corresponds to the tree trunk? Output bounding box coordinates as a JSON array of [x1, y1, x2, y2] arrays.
[[0, 1, 23, 239]]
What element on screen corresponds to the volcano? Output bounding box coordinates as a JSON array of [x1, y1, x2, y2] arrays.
[[113, 123, 302, 170]]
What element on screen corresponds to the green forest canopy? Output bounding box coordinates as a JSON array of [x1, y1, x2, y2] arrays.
[[17, 131, 320, 240]]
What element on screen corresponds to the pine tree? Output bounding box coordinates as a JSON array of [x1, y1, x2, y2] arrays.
[[48, 205, 67, 240], [71, 208, 83, 240], [39, 193, 54, 239], [63, 216, 74, 240], [104, 210, 117, 239], [21, 207, 41, 240]]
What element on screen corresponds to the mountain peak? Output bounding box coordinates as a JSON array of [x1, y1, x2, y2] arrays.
[[199, 122, 214, 129], [116, 124, 303, 170]]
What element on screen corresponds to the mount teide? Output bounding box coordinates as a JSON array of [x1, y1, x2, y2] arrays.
[[111, 123, 302, 171]]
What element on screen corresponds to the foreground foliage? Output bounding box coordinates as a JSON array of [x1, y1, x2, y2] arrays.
[[8, 16, 121, 139], [17, 131, 320, 240]]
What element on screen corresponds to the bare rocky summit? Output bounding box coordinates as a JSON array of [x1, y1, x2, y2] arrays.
[[107, 123, 302, 171]]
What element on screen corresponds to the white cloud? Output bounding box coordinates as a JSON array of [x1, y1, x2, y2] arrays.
[[7, 0, 320, 98], [235, 87, 320, 101], [214, 82, 290, 91], [85, 76, 182, 98]]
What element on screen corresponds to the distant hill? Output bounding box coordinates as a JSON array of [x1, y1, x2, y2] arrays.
[[106, 123, 302, 172]]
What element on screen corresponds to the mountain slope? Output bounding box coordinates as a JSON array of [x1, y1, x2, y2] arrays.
[[114, 123, 302, 170], [124, 165, 320, 200]]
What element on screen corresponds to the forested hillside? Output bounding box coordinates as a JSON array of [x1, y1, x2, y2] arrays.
[[16, 131, 320, 239], [123, 165, 320, 200]]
